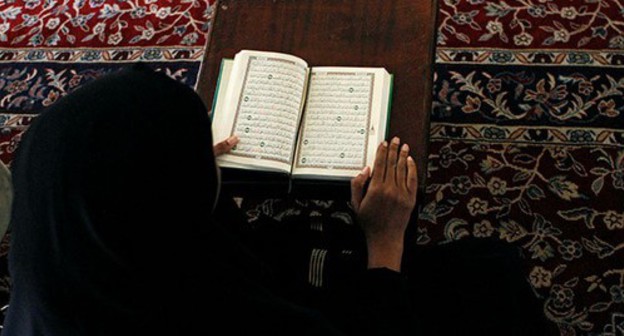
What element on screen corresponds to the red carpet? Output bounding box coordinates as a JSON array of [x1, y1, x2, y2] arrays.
[[1, 1, 623, 333], [1, 0, 216, 164], [420, 0, 624, 333]]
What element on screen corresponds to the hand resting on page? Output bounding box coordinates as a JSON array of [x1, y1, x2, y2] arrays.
[[350, 136, 418, 272]]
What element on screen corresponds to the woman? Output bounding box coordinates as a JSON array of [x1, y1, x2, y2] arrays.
[[3, 64, 418, 335]]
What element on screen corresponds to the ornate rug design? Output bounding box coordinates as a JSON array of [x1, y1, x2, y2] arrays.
[[2, 1, 623, 334], [417, 0, 624, 334], [0, 0, 216, 323], [0, 0, 216, 164]]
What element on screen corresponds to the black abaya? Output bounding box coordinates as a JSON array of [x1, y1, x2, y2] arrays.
[[4, 64, 413, 336]]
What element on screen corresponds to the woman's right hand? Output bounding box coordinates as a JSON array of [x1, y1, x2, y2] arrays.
[[350, 137, 418, 272]]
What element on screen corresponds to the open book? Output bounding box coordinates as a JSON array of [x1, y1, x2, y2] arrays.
[[211, 50, 393, 183]]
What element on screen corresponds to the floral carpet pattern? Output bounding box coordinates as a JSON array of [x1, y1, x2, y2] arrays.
[[241, 1, 624, 334], [1, 1, 623, 334], [0, 0, 216, 324], [419, 0, 624, 334], [0, 0, 215, 164]]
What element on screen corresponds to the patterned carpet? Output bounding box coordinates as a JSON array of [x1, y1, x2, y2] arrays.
[[0, 0, 215, 163], [0, 0, 216, 324], [239, 1, 624, 334], [1, 0, 623, 335], [416, 0, 624, 334]]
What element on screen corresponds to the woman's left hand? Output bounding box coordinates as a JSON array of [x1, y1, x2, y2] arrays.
[[213, 136, 239, 157]]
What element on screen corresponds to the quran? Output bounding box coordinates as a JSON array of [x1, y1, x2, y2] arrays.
[[211, 50, 393, 192]]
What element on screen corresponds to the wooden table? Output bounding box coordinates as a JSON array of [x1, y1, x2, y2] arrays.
[[197, 0, 437, 186]]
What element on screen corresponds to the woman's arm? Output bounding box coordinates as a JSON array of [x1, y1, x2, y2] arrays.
[[350, 136, 417, 272], [330, 136, 419, 335]]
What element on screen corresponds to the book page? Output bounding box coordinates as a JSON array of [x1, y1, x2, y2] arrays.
[[292, 67, 391, 179], [212, 50, 309, 173]]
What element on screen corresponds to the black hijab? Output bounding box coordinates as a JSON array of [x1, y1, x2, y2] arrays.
[[4, 64, 343, 336], [4, 64, 215, 334]]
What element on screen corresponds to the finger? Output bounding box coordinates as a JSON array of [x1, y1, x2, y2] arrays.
[[371, 141, 388, 185], [386, 137, 400, 186], [214, 140, 232, 157], [214, 135, 239, 157], [397, 143, 409, 190], [407, 156, 418, 198], [350, 166, 370, 210]]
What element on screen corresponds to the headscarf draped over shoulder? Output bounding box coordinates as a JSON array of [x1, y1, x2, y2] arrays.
[[4, 64, 219, 335]]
